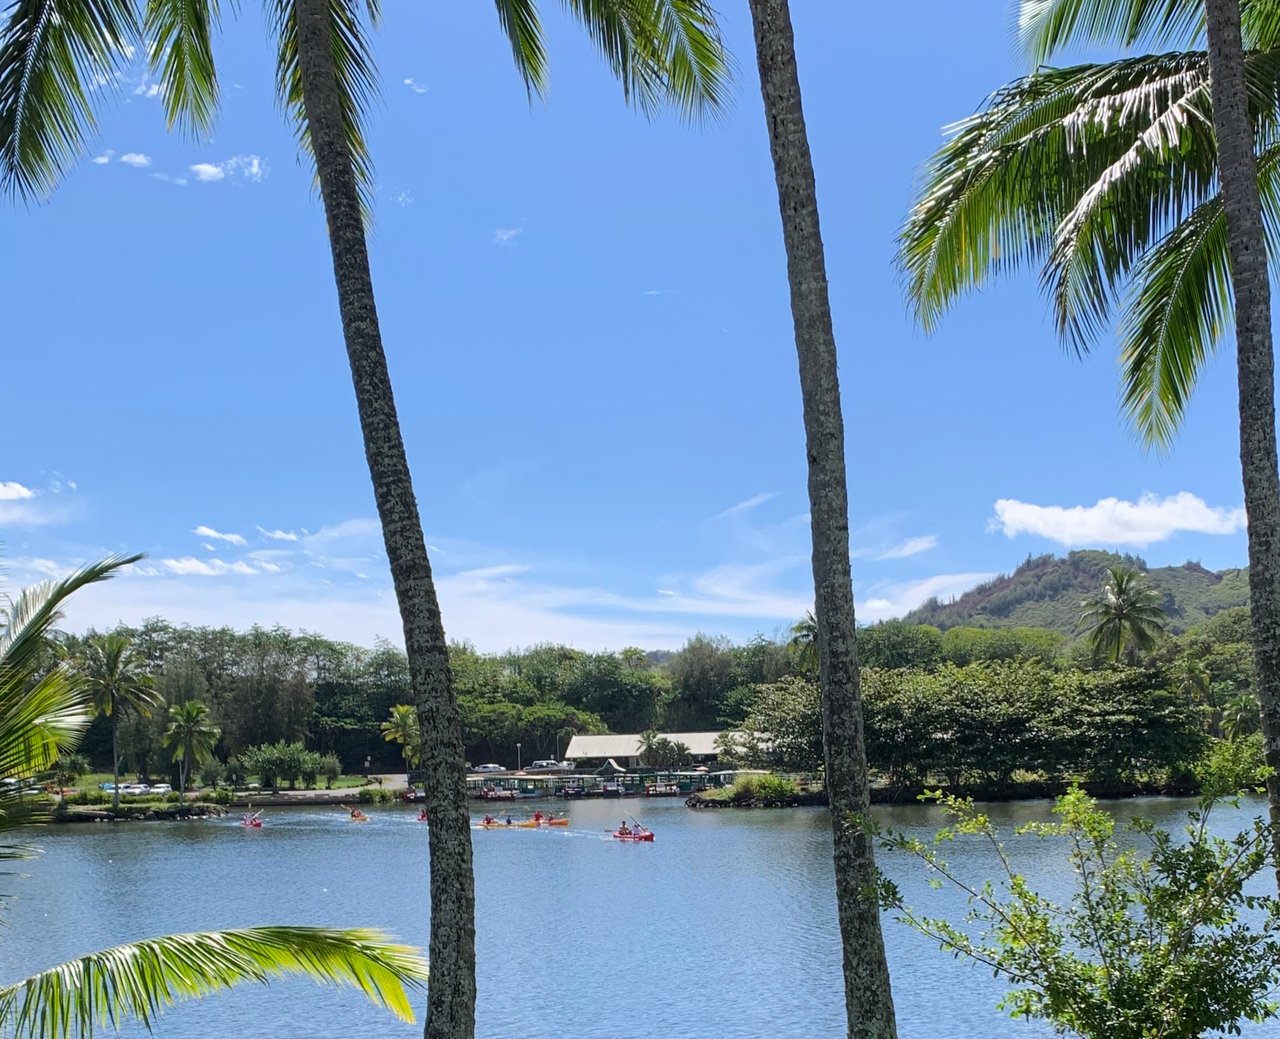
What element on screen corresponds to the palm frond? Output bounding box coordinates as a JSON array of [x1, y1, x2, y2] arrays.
[[1017, 0, 1280, 60], [0, 555, 141, 689], [561, 0, 731, 122], [1016, 0, 1204, 64], [494, 0, 547, 97], [900, 53, 1219, 335], [0, 927, 427, 1039], [144, 0, 222, 136], [0, 0, 140, 198], [270, 0, 379, 215]]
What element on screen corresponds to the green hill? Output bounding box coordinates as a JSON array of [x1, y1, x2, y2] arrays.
[[903, 550, 1250, 636]]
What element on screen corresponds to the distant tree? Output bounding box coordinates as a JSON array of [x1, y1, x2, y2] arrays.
[[52, 753, 90, 799], [78, 634, 161, 811], [664, 634, 738, 729], [787, 612, 818, 674], [1080, 567, 1168, 664], [859, 621, 943, 670], [163, 700, 221, 793], [738, 676, 824, 772], [1223, 691, 1263, 740]]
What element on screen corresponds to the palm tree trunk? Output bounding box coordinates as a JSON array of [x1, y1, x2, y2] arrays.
[[745, 2, 898, 1035], [111, 702, 120, 814], [293, 2, 476, 1033], [1204, 0, 1280, 887]]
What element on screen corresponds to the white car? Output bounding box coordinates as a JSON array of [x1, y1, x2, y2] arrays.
[[473, 764, 506, 773], [149, 783, 173, 795], [526, 760, 564, 771], [119, 783, 150, 796]]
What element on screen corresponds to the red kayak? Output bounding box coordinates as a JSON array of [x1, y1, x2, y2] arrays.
[[613, 829, 654, 842]]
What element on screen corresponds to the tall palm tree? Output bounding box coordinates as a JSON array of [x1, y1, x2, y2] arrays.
[[1080, 565, 1168, 663], [78, 633, 160, 812], [0, 555, 429, 1035], [0, 6, 730, 1033], [898, 0, 1280, 884], [381, 703, 422, 770], [745, 2, 899, 1036], [163, 699, 220, 793]]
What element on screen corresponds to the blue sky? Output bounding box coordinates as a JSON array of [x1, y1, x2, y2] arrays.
[[0, 2, 1251, 651]]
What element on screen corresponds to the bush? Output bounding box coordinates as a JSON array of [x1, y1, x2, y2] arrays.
[[320, 753, 341, 789], [753, 774, 799, 800], [357, 787, 395, 804], [199, 759, 227, 789], [210, 787, 233, 805]]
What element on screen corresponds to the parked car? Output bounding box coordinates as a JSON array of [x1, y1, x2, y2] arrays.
[[149, 783, 173, 795], [98, 782, 119, 792], [526, 760, 563, 771], [119, 783, 150, 796], [473, 764, 506, 773]]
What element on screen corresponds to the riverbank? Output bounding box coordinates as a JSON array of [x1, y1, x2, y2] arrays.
[[52, 803, 228, 823], [686, 774, 1200, 809]]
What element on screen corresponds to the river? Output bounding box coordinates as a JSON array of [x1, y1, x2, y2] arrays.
[[0, 795, 1271, 1038]]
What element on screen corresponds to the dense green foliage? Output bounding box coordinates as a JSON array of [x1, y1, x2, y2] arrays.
[[879, 787, 1280, 1039], [905, 551, 1248, 635]]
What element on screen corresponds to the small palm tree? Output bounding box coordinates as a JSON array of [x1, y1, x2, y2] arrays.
[[0, 555, 428, 1033], [78, 633, 161, 812], [1080, 566, 1168, 664], [787, 611, 818, 674], [164, 700, 220, 794], [381, 704, 421, 770]]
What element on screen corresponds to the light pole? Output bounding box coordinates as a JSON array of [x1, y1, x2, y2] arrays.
[[516, 743, 522, 772]]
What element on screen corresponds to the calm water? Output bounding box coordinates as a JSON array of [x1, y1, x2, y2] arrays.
[[1, 796, 1272, 1038]]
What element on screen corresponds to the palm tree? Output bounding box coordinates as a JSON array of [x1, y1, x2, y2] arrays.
[[164, 700, 220, 794], [898, 0, 1280, 884], [78, 633, 160, 812], [1080, 566, 1168, 664], [788, 611, 818, 674], [0, 555, 428, 1033], [381, 703, 422, 770], [745, 2, 899, 1036], [0, 6, 729, 1034]]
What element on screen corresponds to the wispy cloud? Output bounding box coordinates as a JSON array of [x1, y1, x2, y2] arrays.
[[257, 526, 300, 542], [91, 150, 114, 165], [193, 524, 246, 546], [151, 172, 187, 186], [403, 77, 428, 94], [640, 289, 674, 296], [494, 227, 523, 245], [162, 557, 258, 577], [395, 191, 414, 207], [0, 480, 79, 527], [119, 153, 151, 168], [860, 572, 997, 623], [877, 534, 939, 560], [189, 154, 268, 184], [133, 81, 160, 98], [990, 492, 1245, 547], [712, 492, 777, 521]]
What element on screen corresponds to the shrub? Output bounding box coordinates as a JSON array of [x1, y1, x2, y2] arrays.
[[199, 759, 227, 789], [320, 753, 341, 789], [753, 774, 799, 800], [357, 787, 395, 804]]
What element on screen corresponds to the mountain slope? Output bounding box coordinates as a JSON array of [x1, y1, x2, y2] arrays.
[[902, 550, 1249, 636]]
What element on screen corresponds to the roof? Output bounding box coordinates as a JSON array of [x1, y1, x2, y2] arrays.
[[563, 731, 726, 759]]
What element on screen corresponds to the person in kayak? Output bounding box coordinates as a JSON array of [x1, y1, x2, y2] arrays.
[[618, 821, 630, 835], [482, 814, 495, 825], [350, 808, 365, 820], [505, 815, 514, 826], [418, 808, 429, 821], [533, 810, 543, 823]]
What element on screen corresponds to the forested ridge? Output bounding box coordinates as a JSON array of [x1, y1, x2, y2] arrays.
[[904, 550, 1249, 634]]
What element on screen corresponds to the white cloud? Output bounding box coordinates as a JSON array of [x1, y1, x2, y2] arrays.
[[494, 227, 523, 245], [189, 154, 268, 184], [395, 191, 414, 207], [119, 153, 151, 168], [91, 150, 114, 165], [162, 557, 258, 576], [990, 491, 1246, 547], [151, 172, 187, 186], [189, 162, 225, 183], [859, 572, 998, 624], [403, 77, 428, 94], [193, 524, 246, 546], [257, 526, 300, 542], [641, 289, 674, 296], [877, 534, 939, 560], [0, 481, 35, 501], [712, 492, 776, 521], [133, 81, 160, 98]]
